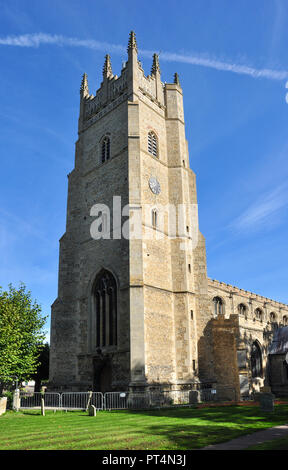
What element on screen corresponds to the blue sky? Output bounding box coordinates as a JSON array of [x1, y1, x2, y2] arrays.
[[0, 0, 288, 341]]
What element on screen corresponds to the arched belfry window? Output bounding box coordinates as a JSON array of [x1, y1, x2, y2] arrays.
[[251, 341, 263, 378], [148, 131, 158, 157], [213, 296, 224, 316], [101, 136, 110, 163], [93, 269, 117, 348]]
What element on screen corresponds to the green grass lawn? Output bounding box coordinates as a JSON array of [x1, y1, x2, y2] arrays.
[[0, 405, 288, 450]]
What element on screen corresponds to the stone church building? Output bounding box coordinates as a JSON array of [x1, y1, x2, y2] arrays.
[[49, 32, 288, 399]]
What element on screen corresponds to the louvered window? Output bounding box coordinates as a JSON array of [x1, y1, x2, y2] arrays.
[[148, 131, 158, 157]]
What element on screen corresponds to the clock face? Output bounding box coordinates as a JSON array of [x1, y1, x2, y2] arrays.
[[149, 177, 161, 195]]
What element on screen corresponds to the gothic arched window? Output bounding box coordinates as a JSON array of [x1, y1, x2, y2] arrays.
[[251, 342, 263, 378], [283, 315, 288, 326], [270, 312, 276, 322], [93, 269, 117, 348], [148, 131, 158, 157], [238, 303, 247, 317], [213, 296, 224, 316], [101, 136, 110, 163], [269, 312, 278, 329], [255, 308, 263, 322]]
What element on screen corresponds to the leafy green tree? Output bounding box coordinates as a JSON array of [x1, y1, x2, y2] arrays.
[[0, 283, 47, 394]]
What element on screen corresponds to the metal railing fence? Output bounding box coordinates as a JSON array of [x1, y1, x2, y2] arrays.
[[20, 392, 61, 409], [18, 385, 238, 411], [19, 391, 103, 410], [61, 392, 103, 410]]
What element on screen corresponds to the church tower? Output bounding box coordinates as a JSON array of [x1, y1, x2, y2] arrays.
[[49, 32, 214, 393]]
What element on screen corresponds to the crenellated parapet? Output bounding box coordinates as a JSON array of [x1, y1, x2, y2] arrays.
[[137, 66, 165, 107], [208, 277, 288, 326], [78, 31, 180, 132], [83, 66, 128, 123]]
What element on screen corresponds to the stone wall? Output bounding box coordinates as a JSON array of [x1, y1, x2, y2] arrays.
[[207, 279, 288, 396], [210, 314, 240, 400]]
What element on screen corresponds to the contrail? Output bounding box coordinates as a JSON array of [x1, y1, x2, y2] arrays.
[[1, 33, 288, 81], [0, 33, 126, 53], [150, 51, 288, 81]]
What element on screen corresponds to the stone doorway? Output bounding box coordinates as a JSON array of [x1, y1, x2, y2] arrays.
[[93, 357, 112, 392]]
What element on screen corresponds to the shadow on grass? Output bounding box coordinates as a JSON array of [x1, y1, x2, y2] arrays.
[[100, 405, 288, 449], [6, 405, 288, 450], [247, 436, 288, 450], [113, 404, 288, 421]]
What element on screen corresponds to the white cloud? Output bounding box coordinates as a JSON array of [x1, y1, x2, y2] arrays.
[[0, 33, 288, 81], [231, 183, 288, 232]]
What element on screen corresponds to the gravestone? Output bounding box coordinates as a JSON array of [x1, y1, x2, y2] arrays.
[[88, 405, 97, 416], [12, 389, 20, 411], [0, 397, 7, 416], [259, 387, 275, 412], [239, 375, 249, 397]]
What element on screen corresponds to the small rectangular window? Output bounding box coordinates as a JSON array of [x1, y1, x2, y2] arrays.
[[190, 310, 193, 320], [152, 210, 157, 228]]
